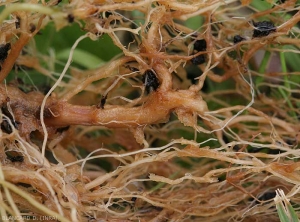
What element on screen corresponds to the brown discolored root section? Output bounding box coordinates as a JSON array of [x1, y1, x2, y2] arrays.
[[0, 0, 300, 221]]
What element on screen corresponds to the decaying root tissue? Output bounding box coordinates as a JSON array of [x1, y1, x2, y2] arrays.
[[0, 0, 300, 221]]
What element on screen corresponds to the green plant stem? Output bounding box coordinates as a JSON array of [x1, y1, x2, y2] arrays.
[[277, 203, 292, 222], [287, 204, 299, 222], [0, 3, 54, 24], [279, 52, 297, 119], [256, 50, 271, 89]]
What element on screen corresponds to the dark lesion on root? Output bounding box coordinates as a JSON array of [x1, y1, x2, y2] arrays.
[[5, 150, 24, 163], [1, 99, 20, 134], [35, 105, 58, 119], [0, 84, 62, 139]]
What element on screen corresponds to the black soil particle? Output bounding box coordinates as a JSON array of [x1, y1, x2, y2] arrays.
[[252, 21, 276, 38], [0, 43, 11, 62], [194, 39, 207, 52], [233, 35, 245, 44], [142, 70, 160, 93], [191, 54, 205, 65]]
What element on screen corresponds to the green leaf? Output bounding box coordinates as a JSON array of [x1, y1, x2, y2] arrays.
[[256, 50, 271, 88], [185, 16, 204, 31], [34, 23, 121, 61], [283, 45, 300, 74], [56, 48, 104, 69], [132, 10, 145, 26], [250, 0, 272, 11], [278, 51, 297, 119], [277, 203, 291, 222], [287, 204, 299, 222], [275, 189, 300, 222]]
